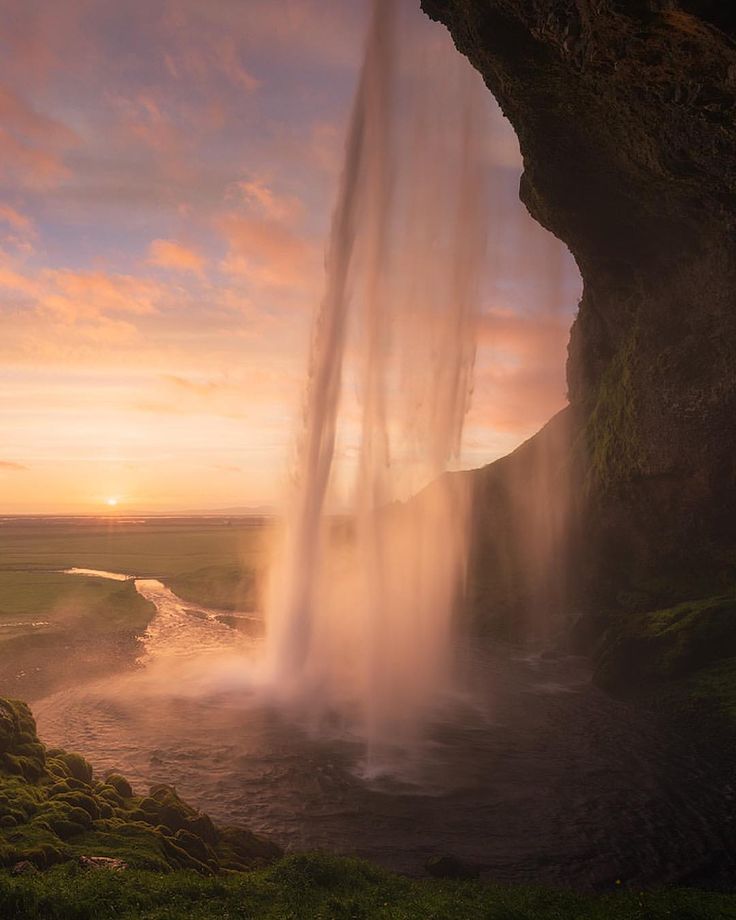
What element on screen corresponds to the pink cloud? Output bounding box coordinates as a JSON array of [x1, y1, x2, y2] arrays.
[[148, 239, 205, 276], [43, 270, 161, 321], [0, 204, 34, 236], [219, 212, 313, 289], [232, 178, 303, 224], [0, 203, 36, 253]]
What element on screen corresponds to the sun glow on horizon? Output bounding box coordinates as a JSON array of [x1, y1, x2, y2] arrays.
[[105, 497, 119, 508]]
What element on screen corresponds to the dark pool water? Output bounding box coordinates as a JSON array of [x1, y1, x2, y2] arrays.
[[34, 576, 734, 889]]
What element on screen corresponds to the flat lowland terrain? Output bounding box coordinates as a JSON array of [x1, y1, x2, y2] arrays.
[[0, 516, 269, 700]]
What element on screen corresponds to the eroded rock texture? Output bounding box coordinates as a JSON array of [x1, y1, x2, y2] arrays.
[[424, 1, 736, 638]]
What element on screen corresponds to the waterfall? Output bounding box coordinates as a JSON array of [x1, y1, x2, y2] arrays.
[[264, 0, 488, 771]]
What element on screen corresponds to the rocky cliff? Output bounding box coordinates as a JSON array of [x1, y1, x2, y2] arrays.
[[425, 0, 736, 649]]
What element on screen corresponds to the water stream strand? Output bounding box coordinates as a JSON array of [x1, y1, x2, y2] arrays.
[[265, 0, 489, 769]]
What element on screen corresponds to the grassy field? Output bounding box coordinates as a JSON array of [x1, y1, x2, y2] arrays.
[[0, 516, 269, 699], [0, 571, 156, 700], [0, 516, 269, 581]]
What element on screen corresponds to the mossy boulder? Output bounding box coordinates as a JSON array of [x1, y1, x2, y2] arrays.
[[594, 594, 736, 693], [58, 753, 93, 785], [0, 696, 282, 874], [104, 774, 133, 799]]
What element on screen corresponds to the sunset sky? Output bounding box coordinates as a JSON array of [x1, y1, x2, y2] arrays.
[[0, 0, 580, 513]]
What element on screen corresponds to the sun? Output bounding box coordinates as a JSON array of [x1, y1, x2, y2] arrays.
[[105, 497, 119, 507]]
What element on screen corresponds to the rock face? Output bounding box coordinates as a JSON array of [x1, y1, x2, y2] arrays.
[[424, 0, 736, 641]]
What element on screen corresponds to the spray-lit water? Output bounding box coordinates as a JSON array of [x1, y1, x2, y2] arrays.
[[264, 0, 488, 767]]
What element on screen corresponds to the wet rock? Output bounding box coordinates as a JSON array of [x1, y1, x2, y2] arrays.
[[425, 855, 480, 880], [105, 773, 134, 798], [59, 752, 93, 785], [79, 855, 127, 871]]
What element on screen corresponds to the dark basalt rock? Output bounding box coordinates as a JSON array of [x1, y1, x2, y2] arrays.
[[423, 0, 736, 647], [425, 854, 480, 879]]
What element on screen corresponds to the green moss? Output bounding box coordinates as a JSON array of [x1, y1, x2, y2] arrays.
[[104, 774, 133, 799], [57, 753, 93, 786], [687, 658, 736, 724], [585, 323, 644, 491], [594, 593, 736, 707]]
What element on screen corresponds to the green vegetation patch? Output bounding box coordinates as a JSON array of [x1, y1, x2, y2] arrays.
[[165, 564, 257, 611], [1, 853, 735, 920], [0, 572, 154, 639], [594, 593, 736, 729], [0, 518, 269, 580], [0, 697, 281, 876], [0, 572, 157, 699], [584, 322, 644, 491]]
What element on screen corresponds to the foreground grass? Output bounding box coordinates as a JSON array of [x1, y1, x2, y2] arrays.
[[1, 854, 735, 920]]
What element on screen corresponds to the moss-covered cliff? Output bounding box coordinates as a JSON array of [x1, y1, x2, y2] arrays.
[[424, 1, 736, 655]]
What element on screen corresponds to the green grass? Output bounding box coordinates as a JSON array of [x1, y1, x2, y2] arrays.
[[0, 572, 157, 699], [1, 854, 735, 920], [0, 572, 154, 635], [166, 564, 258, 611], [0, 518, 270, 695]]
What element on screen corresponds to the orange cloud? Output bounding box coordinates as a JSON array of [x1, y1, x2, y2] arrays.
[[0, 259, 162, 339], [0, 461, 29, 472], [148, 239, 205, 276], [163, 374, 229, 398], [220, 213, 313, 289], [43, 270, 161, 322], [0, 260, 39, 297]]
